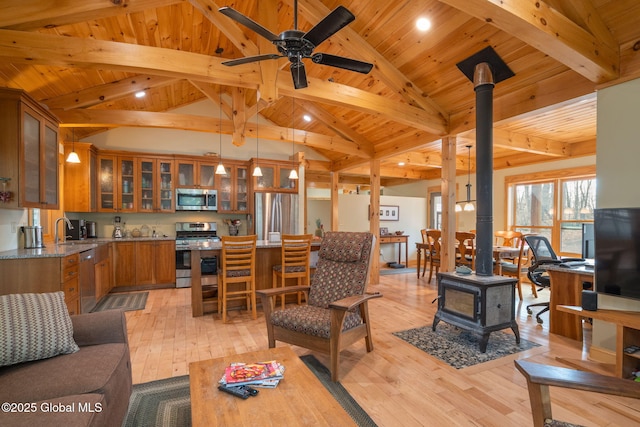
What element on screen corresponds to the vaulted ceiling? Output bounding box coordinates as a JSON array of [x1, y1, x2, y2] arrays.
[[1, 0, 639, 186]]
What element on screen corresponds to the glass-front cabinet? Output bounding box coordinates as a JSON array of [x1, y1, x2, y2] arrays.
[[139, 157, 174, 212], [251, 160, 298, 193], [97, 155, 137, 212], [217, 162, 249, 213], [175, 158, 216, 189]]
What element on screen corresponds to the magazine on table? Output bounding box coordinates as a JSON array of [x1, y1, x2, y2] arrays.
[[218, 360, 285, 387]]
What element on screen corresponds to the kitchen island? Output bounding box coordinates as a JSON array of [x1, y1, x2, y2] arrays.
[[189, 240, 320, 317]]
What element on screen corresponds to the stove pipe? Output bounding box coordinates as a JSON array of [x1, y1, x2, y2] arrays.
[[474, 63, 495, 276]]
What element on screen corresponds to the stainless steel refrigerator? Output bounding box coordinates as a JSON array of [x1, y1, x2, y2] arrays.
[[255, 193, 299, 240]]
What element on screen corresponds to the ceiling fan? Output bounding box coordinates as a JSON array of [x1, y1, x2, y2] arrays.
[[218, 2, 373, 89]]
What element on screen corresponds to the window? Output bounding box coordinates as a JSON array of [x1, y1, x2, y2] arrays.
[[506, 167, 595, 256], [430, 192, 442, 230]]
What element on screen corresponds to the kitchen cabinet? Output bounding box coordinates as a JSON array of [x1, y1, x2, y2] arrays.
[[97, 155, 138, 212], [135, 240, 175, 285], [64, 142, 97, 212], [251, 160, 298, 193], [139, 157, 174, 212], [217, 161, 249, 213], [114, 241, 136, 287], [114, 240, 175, 287], [0, 88, 60, 209], [0, 254, 79, 315], [95, 243, 113, 300], [61, 254, 80, 315], [175, 158, 217, 189]]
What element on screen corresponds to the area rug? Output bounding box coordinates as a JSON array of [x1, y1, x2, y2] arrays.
[[122, 375, 190, 427], [92, 291, 148, 312], [121, 355, 377, 427], [393, 322, 541, 369], [380, 267, 417, 276], [301, 355, 378, 427]]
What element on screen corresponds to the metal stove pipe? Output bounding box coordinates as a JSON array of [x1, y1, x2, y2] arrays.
[[473, 63, 495, 276]]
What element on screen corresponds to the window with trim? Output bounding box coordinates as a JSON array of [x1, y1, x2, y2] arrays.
[[506, 167, 595, 256]]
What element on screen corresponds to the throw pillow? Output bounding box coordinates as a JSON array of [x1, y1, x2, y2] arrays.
[[0, 291, 79, 367]]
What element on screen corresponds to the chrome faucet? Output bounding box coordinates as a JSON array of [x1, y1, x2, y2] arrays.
[[54, 217, 73, 244]]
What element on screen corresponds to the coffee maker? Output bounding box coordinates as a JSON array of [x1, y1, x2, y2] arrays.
[[66, 219, 87, 240], [112, 216, 123, 238]]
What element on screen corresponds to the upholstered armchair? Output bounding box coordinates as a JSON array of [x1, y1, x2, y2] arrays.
[[256, 231, 381, 381]]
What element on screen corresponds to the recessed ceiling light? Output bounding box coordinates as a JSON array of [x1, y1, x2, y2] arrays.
[[416, 17, 431, 32], [135, 91, 146, 98], [398, 162, 405, 166], [303, 114, 312, 122]]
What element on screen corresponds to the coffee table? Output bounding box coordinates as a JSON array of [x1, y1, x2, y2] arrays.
[[189, 346, 356, 426]]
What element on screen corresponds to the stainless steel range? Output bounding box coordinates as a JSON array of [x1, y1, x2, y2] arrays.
[[175, 222, 220, 288]]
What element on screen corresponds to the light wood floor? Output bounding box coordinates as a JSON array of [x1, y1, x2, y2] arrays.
[[124, 273, 640, 427]]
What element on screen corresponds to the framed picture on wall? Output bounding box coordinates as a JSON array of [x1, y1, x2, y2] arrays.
[[380, 205, 399, 221]]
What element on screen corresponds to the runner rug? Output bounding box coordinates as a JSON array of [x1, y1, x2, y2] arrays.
[[393, 322, 541, 369], [91, 291, 148, 312], [122, 355, 377, 427]]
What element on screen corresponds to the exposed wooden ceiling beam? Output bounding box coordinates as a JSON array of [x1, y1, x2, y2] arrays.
[[231, 87, 246, 146], [458, 128, 568, 157], [0, 29, 444, 134], [440, 0, 619, 83], [40, 75, 179, 110], [0, 0, 183, 30], [53, 108, 370, 158]]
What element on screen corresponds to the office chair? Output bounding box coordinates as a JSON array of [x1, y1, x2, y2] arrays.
[[524, 235, 586, 324]]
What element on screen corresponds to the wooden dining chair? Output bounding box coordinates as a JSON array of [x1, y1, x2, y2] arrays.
[[426, 229, 442, 283], [217, 235, 257, 323], [495, 230, 523, 248], [455, 231, 476, 270], [418, 229, 431, 277], [272, 234, 313, 309]]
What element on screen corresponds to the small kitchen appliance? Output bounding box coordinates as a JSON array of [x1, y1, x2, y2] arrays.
[[86, 221, 97, 238], [112, 216, 123, 238], [66, 219, 87, 240], [21, 225, 44, 249]]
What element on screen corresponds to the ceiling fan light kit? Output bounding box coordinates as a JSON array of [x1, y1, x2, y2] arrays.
[[218, 2, 373, 89]]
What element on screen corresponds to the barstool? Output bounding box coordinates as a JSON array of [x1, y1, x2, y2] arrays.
[[272, 234, 313, 309], [217, 235, 257, 323]]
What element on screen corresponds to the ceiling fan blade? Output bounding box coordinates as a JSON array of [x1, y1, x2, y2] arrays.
[[311, 53, 373, 74], [222, 54, 282, 67], [290, 62, 308, 89], [219, 6, 279, 42], [303, 6, 355, 48]]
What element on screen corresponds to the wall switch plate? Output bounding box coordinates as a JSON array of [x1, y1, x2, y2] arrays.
[[10, 222, 17, 233]]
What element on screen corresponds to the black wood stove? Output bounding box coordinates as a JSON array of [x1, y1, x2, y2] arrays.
[[433, 272, 519, 352]]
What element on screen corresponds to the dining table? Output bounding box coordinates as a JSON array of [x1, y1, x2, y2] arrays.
[[414, 242, 521, 278]]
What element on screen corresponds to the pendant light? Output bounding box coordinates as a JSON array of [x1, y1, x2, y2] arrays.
[[288, 91, 298, 180], [456, 145, 475, 212], [215, 48, 226, 175], [66, 128, 81, 164], [252, 92, 263, 177]]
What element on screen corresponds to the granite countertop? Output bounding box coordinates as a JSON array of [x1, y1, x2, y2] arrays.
[[188, 239, 322, 251], [0, 236, 175, 260]]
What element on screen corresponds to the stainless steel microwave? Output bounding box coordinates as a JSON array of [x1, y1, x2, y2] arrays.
[[175, 188, 218, 211]]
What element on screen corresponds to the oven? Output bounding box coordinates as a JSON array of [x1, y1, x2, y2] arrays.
[[175, 222, 219, 288]]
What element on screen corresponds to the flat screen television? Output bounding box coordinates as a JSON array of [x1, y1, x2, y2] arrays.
[[594, 208, 640, 301]]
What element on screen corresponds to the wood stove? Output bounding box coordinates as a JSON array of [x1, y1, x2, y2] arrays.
[[433, 272, 519, 352]]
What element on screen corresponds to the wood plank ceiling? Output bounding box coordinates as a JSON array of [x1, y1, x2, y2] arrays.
[[0, 0, 639, 186]]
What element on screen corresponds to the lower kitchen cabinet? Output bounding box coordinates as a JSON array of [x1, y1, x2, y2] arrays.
[[95, 243, 113, 300], [114, 240, 175, 287]]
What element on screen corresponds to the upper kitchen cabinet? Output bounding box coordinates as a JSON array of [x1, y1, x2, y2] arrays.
[[138, 157, 174, 212], [175, 157, 217, 189], [216, 161, 249, 213], [0, 88, 60, 209], [64, 142, 97, 212], [251, 159, 298, 193], [97, 154, 138, 212]]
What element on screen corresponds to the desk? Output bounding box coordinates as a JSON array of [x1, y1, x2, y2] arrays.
[[189, 347, 355, 426], [380, 234, 408, 266], [546, 266, 594, 341], [557, 306, 640, 378], [414, 243, 521, 278]]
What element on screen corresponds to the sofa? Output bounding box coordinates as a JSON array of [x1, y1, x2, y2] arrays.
[[0, 292, 132, 427]]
